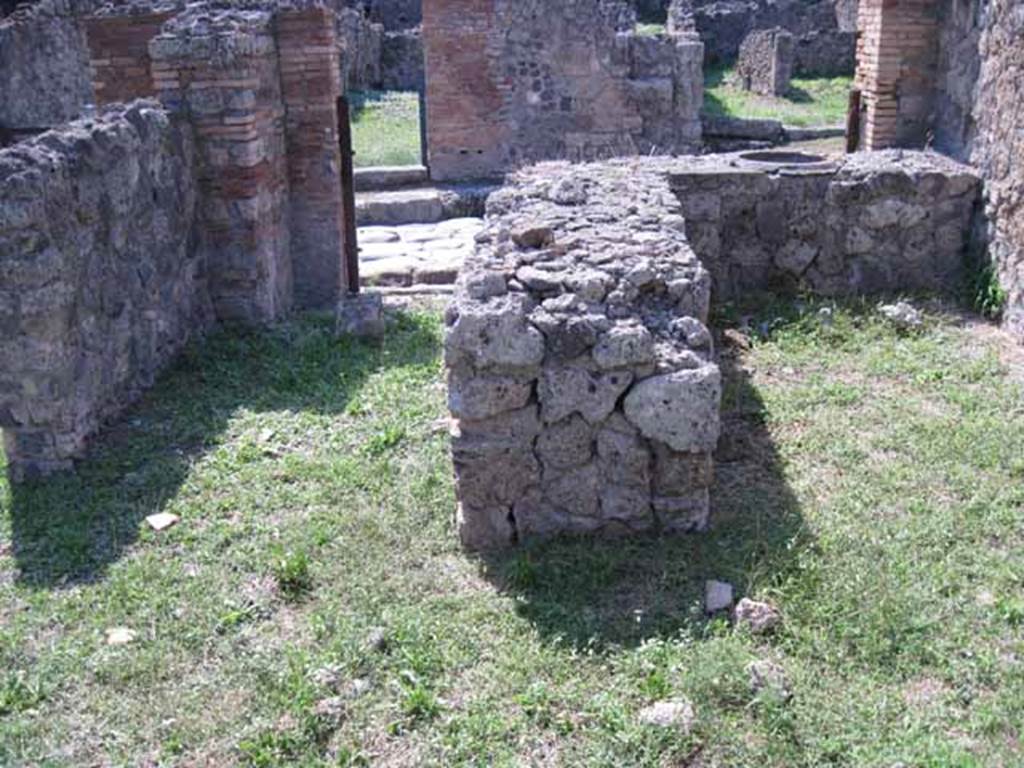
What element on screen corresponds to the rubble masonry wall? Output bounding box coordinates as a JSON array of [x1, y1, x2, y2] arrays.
[[931, 0, 1024, 342], [445, 160, 721, 549], [0, 101, 210, 479], [673, 151, 981, 301]]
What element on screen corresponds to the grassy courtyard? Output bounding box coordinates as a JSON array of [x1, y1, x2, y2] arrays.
[[350, 90, 422, 169], [1, 300, 1023, 766], [704, 66, 852, 127]]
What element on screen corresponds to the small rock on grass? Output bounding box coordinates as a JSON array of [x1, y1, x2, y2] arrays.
[[747, 659, 791, 701], [145, 512, 180, 532], [734, 598, 782, 634], [365, 627, 389, 653], [704, 580, 734, 614], [313, 696, 347, 726], [105, 627, 137, 646], [638, 698, 696, 733], [879, 301, 924, 331]]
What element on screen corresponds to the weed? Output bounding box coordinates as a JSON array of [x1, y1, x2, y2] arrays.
[[272, 548, 313, 599]]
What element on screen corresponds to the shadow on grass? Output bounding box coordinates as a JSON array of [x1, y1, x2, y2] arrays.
[[479, 340, 812, 650], [785, 86, 813, 104], [5, 312, 440, 589]]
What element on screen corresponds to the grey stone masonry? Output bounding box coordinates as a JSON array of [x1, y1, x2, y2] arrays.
[[0, 101, 211, 480], [0, 0, 93, 133], [445, 160, 720, 549], [736, 28, 794, 97], [670, 150, 982, 301]]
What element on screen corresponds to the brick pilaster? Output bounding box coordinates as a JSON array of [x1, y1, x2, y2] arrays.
[[275, 7, 348, 309], [150, 22, 293, 325], [855, 0, 940, 150]]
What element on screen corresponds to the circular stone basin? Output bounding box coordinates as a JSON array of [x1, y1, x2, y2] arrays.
[[739, 150, 827, 165]]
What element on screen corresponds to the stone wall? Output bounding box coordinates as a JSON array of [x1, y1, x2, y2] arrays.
[[445, 160, 719, 549], [422, 0, 703, 182], [671, 150, 981, 301], [380, 27, 423, 90], [336, 5, 383, 90], [365, 0, 419, 29], [84, 11, 172, 104], [931, 0, 1024, 341], [736, 27, 793, 97], [857, 0, 1024, 343], [691, 0, 855, 76], [0, 0, 93, 132], [0, 101, 210, 479], [150, 9, 295, 324]]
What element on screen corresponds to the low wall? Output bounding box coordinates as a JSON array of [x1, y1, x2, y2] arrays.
[[0, 101, 210, 479], [672, 150, 981, 301], [446, 150, 982, 548], [446, 160, 719, 548], [0, 0, 93, 132]]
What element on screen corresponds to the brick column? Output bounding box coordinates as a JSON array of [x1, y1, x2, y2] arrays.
[[855, 0, 939, 150], [422, 0, 507, 181], [150, 18, 293, 325], [83, 14, 171, 106], [275, 8, 348, 309]]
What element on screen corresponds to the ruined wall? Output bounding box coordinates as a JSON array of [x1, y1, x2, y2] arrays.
[[150, 9, 294, 324], [0, 101, 210, 479], [672, 151, 981, 301], [931, 0, 1024, 341], [736, 27, 793, 96], [423, 0, 702, 181], [85, 11, 172, 105], [855, 0, 939, 150], [691, 0, 855, 75], [380, 27, 423, 90], [366, 0, 419, 29], [0, 0, 93, 131], [446, 160, 719, 549], [275, 7, 349, 310], [336, 5, 383, 90]]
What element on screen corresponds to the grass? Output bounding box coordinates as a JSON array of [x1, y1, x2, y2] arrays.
[[635, 22, 667, 37], [2, 299, 1024, 766], [350, 90, 422, 169], [704, 65, 853, 127]]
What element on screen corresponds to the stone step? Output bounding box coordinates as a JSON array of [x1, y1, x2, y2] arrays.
[[356, 218, 484, 287], [353, 164, 429, 192], [355, 187, 444, 226]]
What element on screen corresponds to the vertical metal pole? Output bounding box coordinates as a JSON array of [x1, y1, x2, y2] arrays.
[[846, 89, 862, 154], [337, 95, 360, 295], [418, 84, 429, 171]]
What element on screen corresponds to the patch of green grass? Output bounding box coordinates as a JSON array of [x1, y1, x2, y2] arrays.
[[2, 300, 1024, 766], [704, 65, 853, 127], [350, 90, 421, 169], [635, 22, 666, 37]]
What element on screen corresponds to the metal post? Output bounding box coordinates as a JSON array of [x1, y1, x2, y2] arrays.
[[846, 89, 862, 154], [337, 95, 360, 295], [418, 83, 429, 172]]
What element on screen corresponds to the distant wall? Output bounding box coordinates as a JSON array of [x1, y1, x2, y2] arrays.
[[0, 101, 210, 479], [691, 0, 855, 76], [0, 0, 93, 131], [423, 0, 702, 181]]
